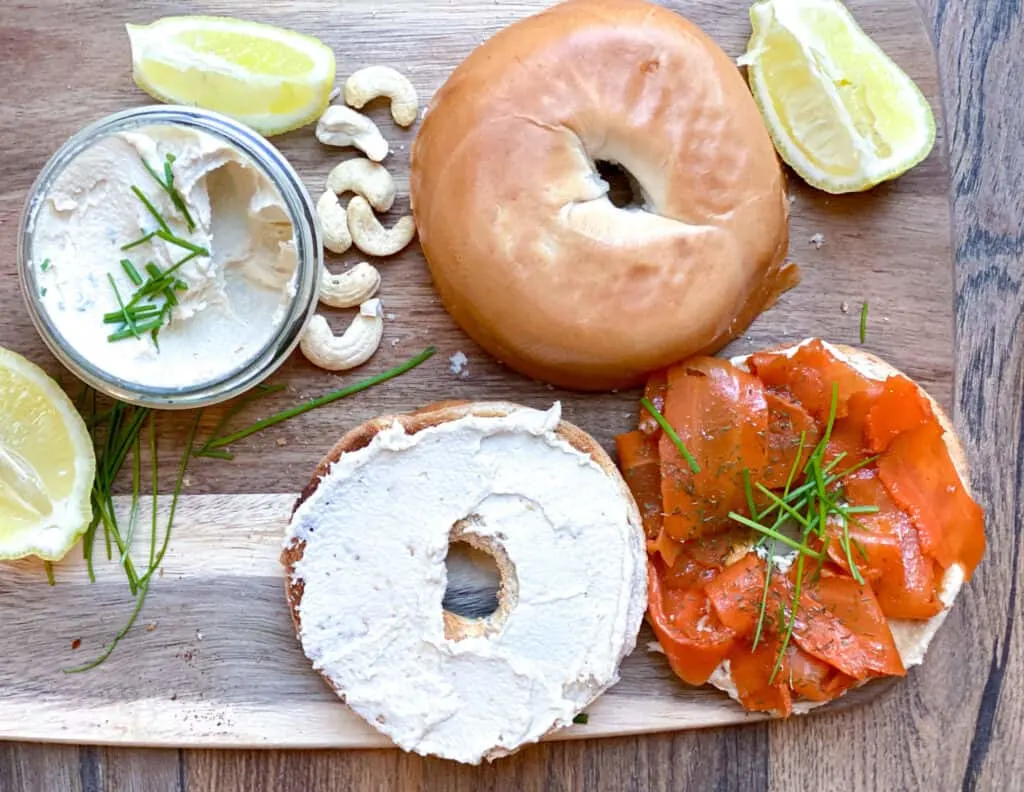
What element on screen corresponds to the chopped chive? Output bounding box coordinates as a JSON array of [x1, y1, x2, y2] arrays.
[[728, 512, 822, 559], [859, 301, 869, 343], [162, 286, 178, 307], [44, 561, 55, 586], [195, 448, 234, 460], [769, 549, 806, 684], [572, 713, 589, 725], [754, 483, 811, 527], [174, 279, 188, 291], [752, 554, 773, 651], [841, 505, 881, 515], [640, 397, 700, 474], [784, 430, 808, 496], [108, 316, 164, 342], [852, 537, 870, 561], [106, 273, 137, 339], [141, 153, 195, 232], [103, 305, 160, 323], [137, 409, 204, 587], [40, 258, 51, 272], [203, 347, 437, 452], [120, 231, 157, 252], [120, 258, 143, 286], [154, 229, 208, 257], [164, 251, 199, 279], [40, 287, 47, 297], [130, 185, 171, 234], [742, 468, 759, 520]]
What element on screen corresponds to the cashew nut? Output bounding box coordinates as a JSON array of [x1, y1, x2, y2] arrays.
[[347, 196, 417, 257], [300, 299, 384, 371], [344, 66, 419, 128], [320, 261, 381, 309], [316, 190, 352, 254], [315, 105, 389, 162], [326, 158, 396, 213]]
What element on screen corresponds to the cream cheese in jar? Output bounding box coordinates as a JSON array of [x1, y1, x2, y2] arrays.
[[20, 107, 320, 408]]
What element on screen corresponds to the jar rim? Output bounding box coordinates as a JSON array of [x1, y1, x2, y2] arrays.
[[18, 105, 322, 410]]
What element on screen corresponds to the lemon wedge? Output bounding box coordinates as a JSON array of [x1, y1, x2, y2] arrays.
[[0, 349, 95, 561], [126, 16, 336, 136], [742, 0, 936, 193]]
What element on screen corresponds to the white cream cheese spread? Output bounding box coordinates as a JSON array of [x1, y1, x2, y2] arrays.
[[31, 123, 297, 390], [285, 403, 647, 764]]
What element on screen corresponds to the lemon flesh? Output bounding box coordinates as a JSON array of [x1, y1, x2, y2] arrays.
[[126, 16, 336, 136], [743, 0, 936, 193], [0, 349, 95, 561]]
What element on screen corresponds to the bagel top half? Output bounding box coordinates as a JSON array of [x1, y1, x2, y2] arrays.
[[410, 0, 793, 391]]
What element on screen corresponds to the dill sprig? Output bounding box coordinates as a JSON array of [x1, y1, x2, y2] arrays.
[[728, 383, 881, 682], [639, 396, 701, 474]]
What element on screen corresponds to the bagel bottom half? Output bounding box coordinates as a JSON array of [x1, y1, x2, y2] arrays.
[[282, 401, 646, 763], [696, 341, 973, 713]]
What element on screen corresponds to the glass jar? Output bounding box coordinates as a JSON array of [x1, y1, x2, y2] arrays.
[[18, 105, 321, 409]]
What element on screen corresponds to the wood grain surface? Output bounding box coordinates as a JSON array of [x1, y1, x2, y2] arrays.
[[0, 0, 1019, 790]]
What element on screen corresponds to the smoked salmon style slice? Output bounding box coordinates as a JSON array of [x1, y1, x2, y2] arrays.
[[793, 576, 905, 679], [648, 527, 682, 568], [878, 423, 985, 578], [826, 387, 883, 468], [750, 340, 876, 421], [648, 564, 735, 686], [829, 469, 942, 619], [615, 430, 663, 541], [865, 375, 936, 453], [706, 553, 771, 635], [639, 370, 668, 436], [659, 528, 747, 590], [659, 359, 769, 541], [763, 392, 820, 488], [787, 646, 858, 702], [728, 637, 793, 716]]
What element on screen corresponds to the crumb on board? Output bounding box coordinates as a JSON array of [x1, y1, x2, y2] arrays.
[[196, 630, 204, 641], [71, 638, 81, 650], [841, 301, 850, 313], [647, 641, 665, 655], [390, 338, 400, 347], [276, 438, 287, 447], [809, 233, 825, 249], [146, 623, 157, 632], [386, 313, 396, 321], [448, 351, 469, 377]]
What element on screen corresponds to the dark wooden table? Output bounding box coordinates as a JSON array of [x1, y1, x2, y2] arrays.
[[1, 0, 1021, 789]]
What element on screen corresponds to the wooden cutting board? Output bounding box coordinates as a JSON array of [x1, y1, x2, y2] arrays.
[[0, 0, 954, 749]]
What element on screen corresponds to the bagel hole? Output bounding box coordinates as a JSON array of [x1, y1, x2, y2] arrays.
[[595, 160, 642, 209], [443, 540, 500, 620]]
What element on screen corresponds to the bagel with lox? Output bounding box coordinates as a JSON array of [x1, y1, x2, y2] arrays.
[[616, 338, 985, 715]]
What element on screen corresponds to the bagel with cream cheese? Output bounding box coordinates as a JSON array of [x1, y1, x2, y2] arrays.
[[410, 0, 795, 391], [617, 339, 985, 715], [282, 401, 646, 763]]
